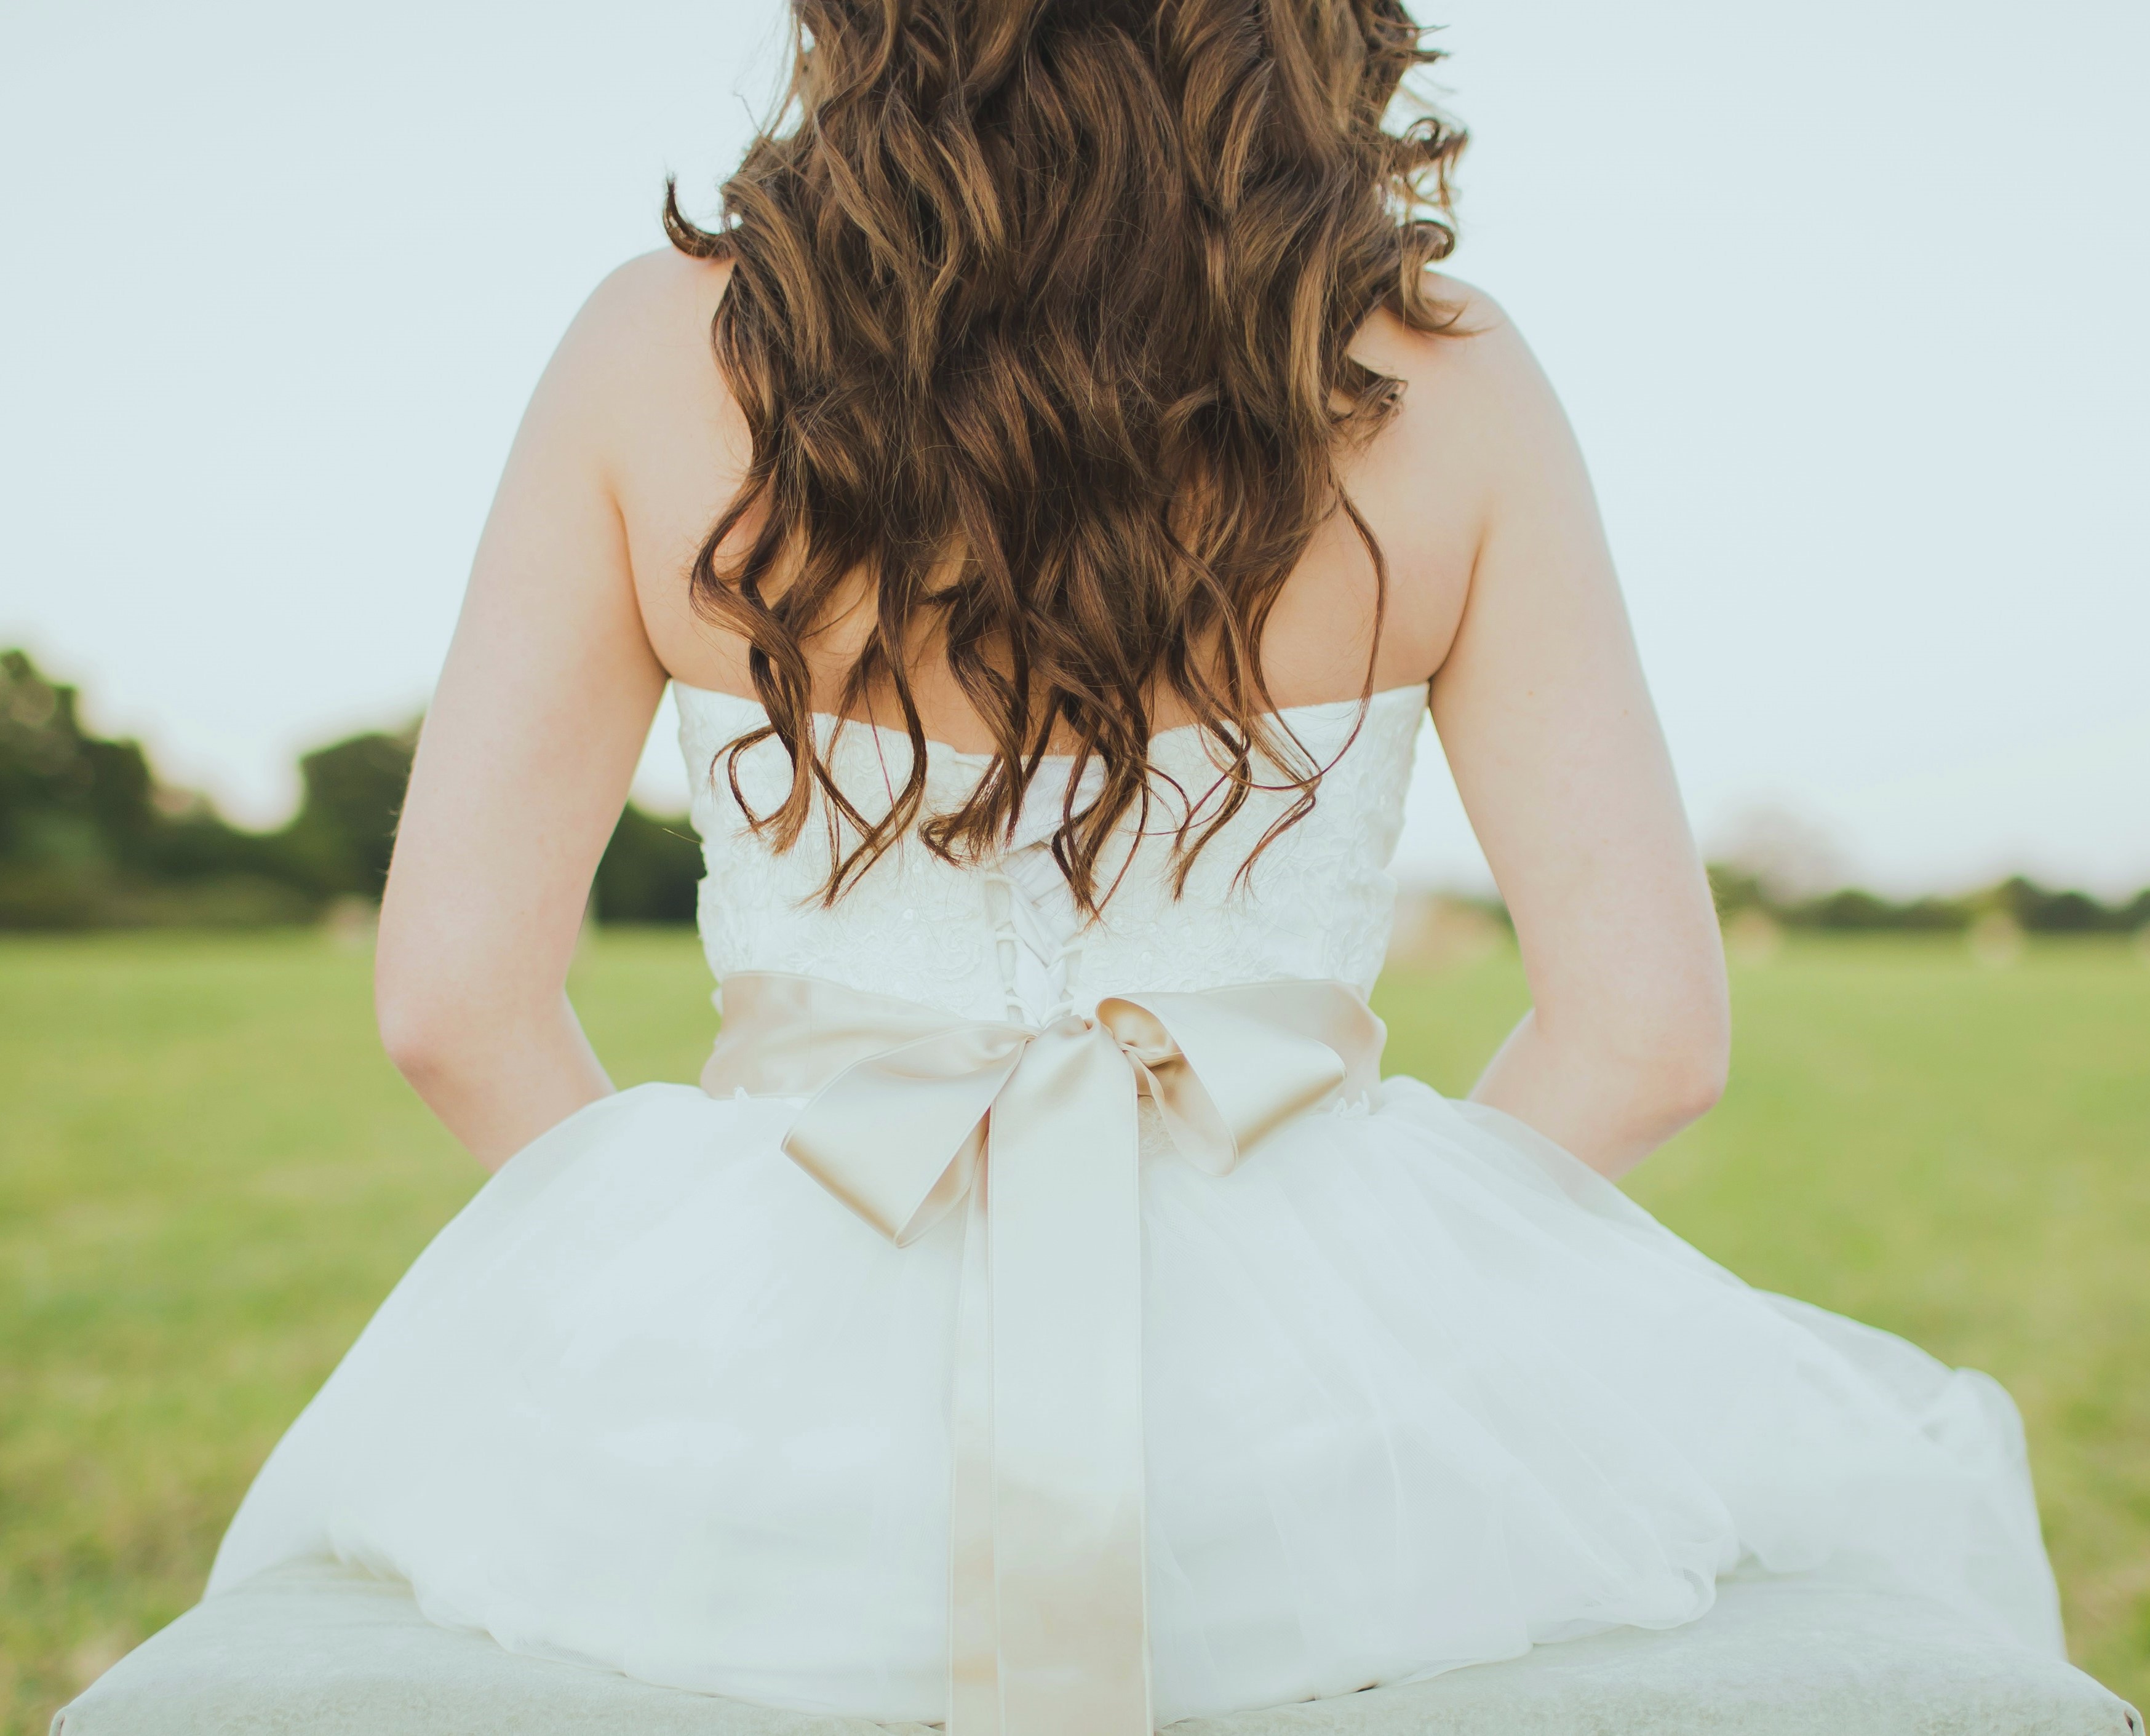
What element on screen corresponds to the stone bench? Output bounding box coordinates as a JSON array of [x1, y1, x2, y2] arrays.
[[56, 1560, 2141, 1736]]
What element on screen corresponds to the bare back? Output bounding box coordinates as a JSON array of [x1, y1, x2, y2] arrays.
[[602, 252, 1483, 743]]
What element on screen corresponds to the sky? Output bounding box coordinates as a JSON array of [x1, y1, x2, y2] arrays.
[[4, 0, 2146, 896]]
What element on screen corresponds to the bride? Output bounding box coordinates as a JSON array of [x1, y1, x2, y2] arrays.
[[207, 0, 2064, 1728]]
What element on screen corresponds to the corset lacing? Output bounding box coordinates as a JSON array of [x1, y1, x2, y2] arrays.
[[982, 851, 1086, 1026]]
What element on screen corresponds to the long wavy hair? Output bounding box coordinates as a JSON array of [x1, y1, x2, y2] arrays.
[[665, 0, 1464, 912]]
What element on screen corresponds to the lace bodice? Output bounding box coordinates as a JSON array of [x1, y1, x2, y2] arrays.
[[675, 683, 1425, 1025]]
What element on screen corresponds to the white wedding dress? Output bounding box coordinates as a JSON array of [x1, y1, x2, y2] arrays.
[[209, 682, 2066, 1726]]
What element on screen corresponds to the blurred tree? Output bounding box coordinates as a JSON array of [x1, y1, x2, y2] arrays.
[[0, 650, 311, 926], [1990, 875, 2133, 935], [592, 806, 703, 924], [1, 648, 151, 869], [1706, 864, 1769, 918], [1784, 889, 1969, 933], [274, 727, 420, 899], [1, 649, 705, 927]]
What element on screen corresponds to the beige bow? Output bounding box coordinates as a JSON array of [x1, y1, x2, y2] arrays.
[[703, 970, 1386, 1736]]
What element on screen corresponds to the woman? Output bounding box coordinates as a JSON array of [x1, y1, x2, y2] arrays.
[[207, 0, 2065, 1727]]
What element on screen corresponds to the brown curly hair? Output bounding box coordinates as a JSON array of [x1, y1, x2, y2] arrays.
[[665, 0, 1465, 912]]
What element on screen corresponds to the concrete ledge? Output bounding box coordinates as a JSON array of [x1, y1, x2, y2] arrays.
[[55, 1561, 2141, 1736]]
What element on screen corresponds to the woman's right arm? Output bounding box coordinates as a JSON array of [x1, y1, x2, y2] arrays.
[[373, 258, 703, 1170], [1423, 297, 1730, 1179]]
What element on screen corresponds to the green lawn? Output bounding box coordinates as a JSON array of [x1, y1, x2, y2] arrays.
[[1, 929, 2144, 1729]]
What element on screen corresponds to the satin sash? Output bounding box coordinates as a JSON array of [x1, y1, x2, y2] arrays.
[[700, 970, 1386, 1736]]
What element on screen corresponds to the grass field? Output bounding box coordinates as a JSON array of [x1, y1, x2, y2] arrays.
[[2, 928, 2145, 1730]]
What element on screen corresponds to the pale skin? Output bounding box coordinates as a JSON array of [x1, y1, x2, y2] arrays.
[[377, 250, 1729, 1179]]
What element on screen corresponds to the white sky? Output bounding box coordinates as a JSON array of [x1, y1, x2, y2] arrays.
[[4, 0, 2145, 896]]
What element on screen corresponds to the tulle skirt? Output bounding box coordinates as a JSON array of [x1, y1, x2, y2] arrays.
[[208, 1075, 2065, 1725]]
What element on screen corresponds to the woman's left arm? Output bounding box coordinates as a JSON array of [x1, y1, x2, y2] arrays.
[[374, 263, 681, 1171]]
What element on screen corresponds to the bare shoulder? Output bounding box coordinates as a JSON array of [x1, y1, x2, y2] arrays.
[[1351, 273, 1599, 581], [1353, 275, 1570, 476], [531, 249, 756, 685], [565, 247, 734, 360], [1300, 275, 1564, 686], [1354, 272, 1514, 371], [536, 249, 738, 466]]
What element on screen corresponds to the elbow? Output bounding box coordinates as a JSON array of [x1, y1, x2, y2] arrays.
[[373, 902, 567, 1091], [1655, 1027, 1729, 1128], [373, 894, 507, 1085], [1563, 993, 1726, 1145], [375, 979, 457, 1086], [1634, 993, 1731, 1132], [374, 952, 487, 1088], [1511, 972, 1729, 1179]]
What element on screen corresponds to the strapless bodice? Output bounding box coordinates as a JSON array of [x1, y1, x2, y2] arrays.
[[674, 683, 1427, 1024]]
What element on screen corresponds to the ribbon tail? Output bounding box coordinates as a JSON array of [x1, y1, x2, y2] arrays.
[[949, 1168, 1001, 1734], [982, 1021, 1154, 1736]]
